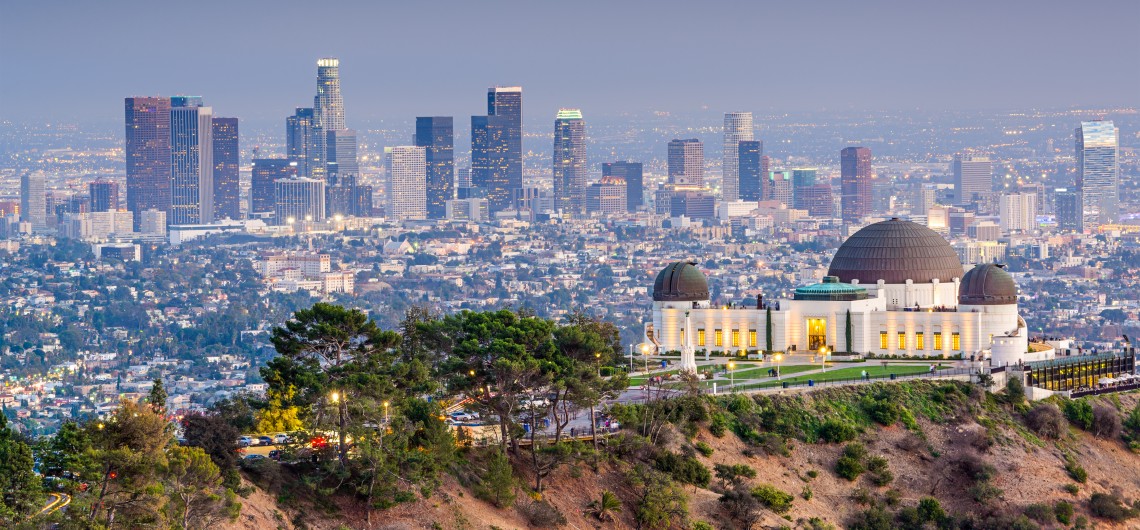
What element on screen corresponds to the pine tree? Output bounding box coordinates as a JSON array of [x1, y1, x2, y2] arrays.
[[765, 307, 774, 355], [148, 378, 167, 411], [845, 309, 854, 354]]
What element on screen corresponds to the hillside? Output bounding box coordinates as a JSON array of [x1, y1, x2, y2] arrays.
[[222, 383, 1140, 530]]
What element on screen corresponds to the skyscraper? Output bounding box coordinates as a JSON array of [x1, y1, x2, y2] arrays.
[[169, 97, 213, 224], [471, 86, 522, 212], [88, 181, 120, 213], [326, 129, 359, 181], [1076, 120, 1119, 229], [385, 146, 427, 221], [1054, 188, 1082, 232], [840, 146, 872, 224], [211, 117, 240, 220], [602, 161, 644, 212], [20, 173, 46, 231], [668, 139, 703, 186], [999, 192, 1037, 233], [552, 108, 587, 216], [313, 58, 345, 131], [251, 159, 298, 216], [415, 117, 455, 219], [952, 154, 992, 207], [287, 108, 317, 178], [586, 176, 627, 215], [274, 177, 326, 225], [738, 141, 764, 202], [722, 112, 753, 202], [125, 96, 172, 230]]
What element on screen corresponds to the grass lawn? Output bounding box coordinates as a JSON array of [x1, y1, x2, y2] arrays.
[[738, 364, 944, 390], [726, 364, 820, 380]]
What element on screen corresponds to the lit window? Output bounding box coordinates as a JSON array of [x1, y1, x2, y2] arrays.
[[934, 332, 944, 350], [714, 329, 723, 347], [697, 329, 706, 347], [952, 332, 961, 351], [898, 332, 906, 350], [732, 329, 740, 347], [880, 331, 888, 349], [749, 330, 757, 348], [916, 333, 925, 350], [680, 329, 685, 345]]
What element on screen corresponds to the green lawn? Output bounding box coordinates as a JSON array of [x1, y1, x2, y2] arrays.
[[726, 364, 820, 380], [737, 364, 944, 390]]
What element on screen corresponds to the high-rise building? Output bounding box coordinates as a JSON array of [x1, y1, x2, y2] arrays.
[[139, 209, 166, 237], [325, 174, 373, 218], [169, 97, 213, 224], [326, 128, 359, 180], [1054, 188, 1082, 232], [88, 181, 120, 213], [313, 58, 345, 131], [840, 146, 872, 224], [738, 141, 764, 202], [456, 167, 472, 190], [20, 173, 47, 231], [211, 117, 240, 220], [722, 112, 753, 202], [446, 198, 489, 222], [274, 177, 326, 225], [125, 96, 172, 230], [471, 86, 522, 212], [552, 108, 587, 216], [586, 176, 627, 215], [670, 190, 715, 221], [287, 108, 318, 178], [797, 184, 834, 218], [602, 161, 644, 212], [251, 159, 298, 216], [1076, 120, 1119, 229], [415, 117, 455, 219], [768, 171, 793, 206], [999, 192, 1037, 233], [952, 154, 992, 207], [668, 139, 703, 186], [385, 146, 427, 221]]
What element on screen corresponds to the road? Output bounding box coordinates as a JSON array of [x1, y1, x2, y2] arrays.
[[36, 492, 71, 517]]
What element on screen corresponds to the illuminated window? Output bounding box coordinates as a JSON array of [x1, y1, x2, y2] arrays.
[[715, 329, 723, 347], [697, 329, 705, 347], [880, 331, 888, 349], [916, 332, 925, 350], [952, 332, 961, 351], [898, 332, 906, 350], [680, 329, 685, 345], [934, 332, 944, 350], [732, 329, 740, 347], [749, 330, 757, 347]]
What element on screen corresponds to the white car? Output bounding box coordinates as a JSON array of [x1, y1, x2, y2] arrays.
[[451, 411, 479, 422], [273, 434, 290, 445], [520, 397, 550, 408], [237, 436, 252, 447]]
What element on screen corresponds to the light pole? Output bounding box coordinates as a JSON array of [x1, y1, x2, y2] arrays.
[[383, 401, 390, 423], [640, 343, 649, 374], [819, 346, 829, 373], [727, 360, 735, 391], [629, 344, 634, 373], [595, 352, 602, 377], [774, 353, 783, 380]]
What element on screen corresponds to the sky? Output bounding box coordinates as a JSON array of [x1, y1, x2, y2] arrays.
[[1, 0, 1138, 126]]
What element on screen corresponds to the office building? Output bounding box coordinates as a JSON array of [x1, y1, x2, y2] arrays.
[[385, 146, 427, 221], [602, 161, 644, 212], [125, 96, 172, 229], [446, 198, 489, 222], [287, 108, 318, 179], [668, 139, 703, 186], [722, 112, 753, 202], [169, 97, 214, 224], [456, 167, 472, 190], [552, 108, 587, 216], [20, 173, 47, 231], [738, 141, 764, 202], [326, 174, 373, 218], [314, 58, 345, 131], [586, 176, 627, 215], [796, 184, 834, 218], [88, 181, 120, 213], [415, 117, 455, 219], [1076, 120, 1119, 229], [471, 86, 522, 212], [326, 128, 359, 180], [952, 154, 992, 206], [1054, 188, 1082, 232], [670, 190, 715, 221], [211, 117, 240, 220], [840, 146, 872, 224], [140, 209, 166, 236], [999, 192, 1037, 233], [274, 177, 326, 225], [251, 159, 298, 216], [769, 171, 793, 206]]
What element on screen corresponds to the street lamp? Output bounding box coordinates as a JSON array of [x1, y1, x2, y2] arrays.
[[595, 352, 602, 377], [727, 360, 735, 391], [818, 346, 829, 373], [383, 401, 390, 423], [774, 353, 783, 380], [640, 343, 650, 373], [330, 391, 340, 403]]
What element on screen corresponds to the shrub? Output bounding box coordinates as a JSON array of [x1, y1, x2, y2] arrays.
[[751, 483, 794, 514], [1024, 502, 1055, 524], [1054, 500, 1074, 525], [654, 451, 711, 488], [884, 489, 903, 507], [1063, 483, 1080, 495], [691, 522, 714, 530], [801, 485, 813, 500], [1025, 403, 1067, 439], [720, 484, 763, 529], [474, 449, 516, 508], [955, 453, 995, 483], [1092, 404, 1122, 439], [519, 500, 566, 527], [1063, 399, 1094, 431], [862, 397, 902, 426], [709, 412, 729, 437], [836, 455, 865, 481], [917, 497, 946, 523], [806, 469, 818, 479], [818, 418, 858, 443], [969, 482, 1003, 504], [847, 505, 893, 530], [1125, 403, 1140, 435], [805, 517, 835, 530], [867, 455, 893, 486], [1088, 492, 1137, 522], [694, 441, 714, 457], [851, 487, 873, 506], [1063, 454, 1087, 483], [1005, 377, 1026, 404], [714, 463, 756, 489]]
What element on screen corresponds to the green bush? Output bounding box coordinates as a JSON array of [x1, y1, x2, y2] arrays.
[[714, 463, 756, 489], [1005, 377, 1026, 404], [801, 485, 813, 500], [917, 497, 946, 522], [1064, 454, 1087, 483], [709, 412, 729, 437], [752, 483, 794, 514], [1054, 500, 1074, 524], [474, 449, 516, 508], [817, 418, 858, 443], [862, 397, 902, 426], [1024, 503, 1055, 524], [1088, 492, 1138, 522], [969, 482, 1003, 504], [836, 443, 867, 481], [1025, 402, 1067, 439], [1063, 483, 1080, 495], [694, 441, 714, 457], [847, 505, 893, 530], [867, 455, 893, 487], [691, 522, 714, 530], [1063, 399, 1094, 431], [654, 451, 711, 488]]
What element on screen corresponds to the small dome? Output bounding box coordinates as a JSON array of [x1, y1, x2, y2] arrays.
[[959, 263, 1017, 305], [828, 218, 963, 285], [653, 261, 709, 302], [795, 276, 868, 301]]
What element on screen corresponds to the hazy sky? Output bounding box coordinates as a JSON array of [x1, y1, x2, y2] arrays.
[[1, 0, 1137, 126]]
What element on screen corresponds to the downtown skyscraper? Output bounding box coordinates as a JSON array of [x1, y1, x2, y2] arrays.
[[211, 117, 240, 220], [602, 161, 644, 212], [88, 181, 120, 213], [125, 96, 172, 230], [738, 141, 765, 202], [1076, 120, 1119, 230], [385, 146, 427, 221], [840, 146, 872, 225], [668, 139, 704, 186], [952, 154, 992, 207], [472, 86, 522, 212], [415, 117, 454, 219], [314, 58, 345, 131], [169, 97, 214, 225], [287, 108, 321, 180], [722, 112, 753, 201], [20, 173, 46, 231], [552, 108, 586, 216]]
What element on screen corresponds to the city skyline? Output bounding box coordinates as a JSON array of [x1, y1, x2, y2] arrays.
[[3, 1, 1138, 125]]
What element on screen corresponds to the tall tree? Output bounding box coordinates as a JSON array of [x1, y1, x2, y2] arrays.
[[845, 309, 853, 354], [163, 445, 238, 530], [0, 413, 42, 525], [148, 378, 167, 412]]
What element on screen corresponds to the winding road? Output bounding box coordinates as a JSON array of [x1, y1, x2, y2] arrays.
[[37, 492, 71, 517]]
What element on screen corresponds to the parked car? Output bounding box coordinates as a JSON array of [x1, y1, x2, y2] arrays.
[[268, 450, 282, 461], [243, 454, 266, 461], [274, 434, 290, 445], [520, 396, 550, 408], [258, 436, 273, 446], [450, 410, 480, 422], [237, 436, 252, 447]]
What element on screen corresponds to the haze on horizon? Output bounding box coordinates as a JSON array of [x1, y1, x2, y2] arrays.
[[1, 0, 1138, 126]]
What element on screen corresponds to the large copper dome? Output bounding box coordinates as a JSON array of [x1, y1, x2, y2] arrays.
[[958, 263, 1017, 305], [827, 218, 963, 285], [652, 261, 709, 302]]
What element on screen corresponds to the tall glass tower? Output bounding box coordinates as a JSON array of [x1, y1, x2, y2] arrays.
[[553, 108, 586, 216], [125, 96, 172, 230], [169, 97, 213, 224], [211, 117, 240, 220], [1076, 120, 1119, 230], [287, 108, 317, 178], [472, 86, 522, 212], [722, 112, 753, 202], [738, 141, 764, 202], [313, 58, 345, 131], [840, 146, 872, 224], [415, 117, 454, 219]]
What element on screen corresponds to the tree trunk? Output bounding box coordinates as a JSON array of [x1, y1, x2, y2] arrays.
[[590, 405, 598, 471], [338, 399, 348, 465]]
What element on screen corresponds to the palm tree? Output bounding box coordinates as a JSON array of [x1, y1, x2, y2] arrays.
[[586, 490, 622, 522]]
